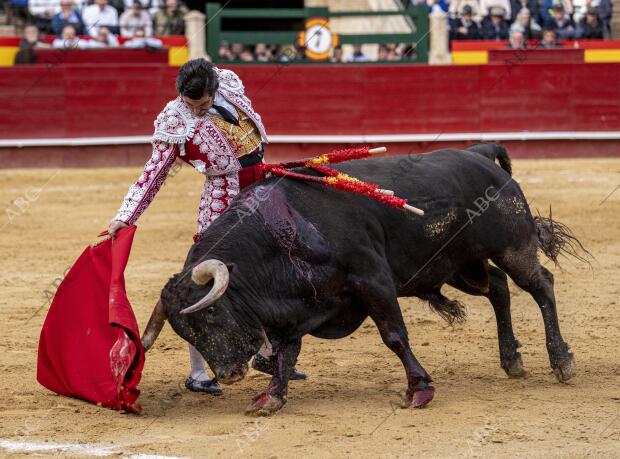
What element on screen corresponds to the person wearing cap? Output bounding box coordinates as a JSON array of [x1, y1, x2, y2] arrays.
[[576, 6, 603, 38], [480, 0, 512, 20], [449, 0, 482, 22], [450, 5, 481, 40], [481, 6, 510, 40], [544, 3, 576, 39]]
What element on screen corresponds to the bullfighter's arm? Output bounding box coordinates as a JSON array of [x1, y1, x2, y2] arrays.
[[113, 140, 179, 225]]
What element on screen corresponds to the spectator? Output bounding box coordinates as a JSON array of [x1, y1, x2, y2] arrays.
[[239, 47, 254, 61], [540, 0, 574, 24], [480, 0, 512, 19], [52, 0, 82, 36], [88, 26, 119, 47], [19, 24, 51, 49], [124, 27, 163, 47], [229, 43, 243, 59], [153, 0, 188, 35], [577, 6, 603, 38], [449, 0, 482, 22], [330, 45, 344, 63], [597, 0, 611, 38], [510, 0, 540, 22], [540, 28, 560, 47], [218, 42, 234, 61], [378, 44, 389, 60], [253, 43, 272, 62], [119, 1, 152, 37], [10, 0, 32, 32], [451, 4, 481, 40], [481, 7, 510, 39], [52, 24, 87, 48], [544, 3, 576, 39], [508, 29, 527, 47], [510, 8, 542, 39], [82, 0, 119, 37], [347, 44, 370, 62], [29, 0, 60, 34], [386, 43, 402, 61], [123, 0, 159, 16]]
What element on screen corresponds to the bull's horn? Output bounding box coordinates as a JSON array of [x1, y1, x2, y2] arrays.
[[180, 260, 229, 314], [141, 298, 166, 352]]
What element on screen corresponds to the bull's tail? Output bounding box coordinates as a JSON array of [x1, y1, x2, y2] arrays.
[[534, 207, 592, 266], [466, 143, 512, 176]]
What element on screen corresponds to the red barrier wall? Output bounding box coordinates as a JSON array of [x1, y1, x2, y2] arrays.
[[1, 62, 619, 141]]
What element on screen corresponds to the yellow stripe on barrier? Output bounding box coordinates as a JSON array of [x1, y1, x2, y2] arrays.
[[452, 51, 488, 65], [584, 49, 620, 63], [0, 46, 19, 67], [169, 46, 188, 67]]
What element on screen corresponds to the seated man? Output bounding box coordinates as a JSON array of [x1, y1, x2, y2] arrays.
[[450, 5, 481, 40], [52, 24, 88, 48], [119, 1, 152, 38], [28, 0, 60, 34], [543, 3, 576, 39], [52, 0, 83, 36], [510, 8, 542, 40], [576, 6, 603, 38], [153, 0, 188, 35], [507, 30, 527, 48], [82, 0, 119, 37], [540, 28, 560, 48], [481, 6, 510, 40]]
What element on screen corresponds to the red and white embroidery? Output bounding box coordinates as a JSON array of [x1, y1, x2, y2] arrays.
[[197, 173, 240, 234], [114, 141, 178, 224], [114, 68, 263, 234]]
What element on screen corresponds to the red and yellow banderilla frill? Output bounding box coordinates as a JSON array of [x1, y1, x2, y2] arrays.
[[260, 147, 424, 216]]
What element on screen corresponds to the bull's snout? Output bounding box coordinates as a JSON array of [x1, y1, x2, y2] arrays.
[[217, 362, 248, 385]]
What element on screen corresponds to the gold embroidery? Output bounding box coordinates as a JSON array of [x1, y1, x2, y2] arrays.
[[209, 107, 262, 158]]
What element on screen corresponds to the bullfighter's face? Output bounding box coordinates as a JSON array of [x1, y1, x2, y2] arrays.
[[163, 274, 263, 384]]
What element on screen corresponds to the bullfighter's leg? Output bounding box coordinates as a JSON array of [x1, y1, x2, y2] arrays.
[[185, 344, 223, 394], [494, 249, 574, 382], [365, 290, 435, 408], [449, 266, 525, 378], [246, 338, 302, 416]]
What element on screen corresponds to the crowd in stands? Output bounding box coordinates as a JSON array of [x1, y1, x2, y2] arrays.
[[431, 0, 613, 43], [217, 42, 417, 63], [11, 0, 188, 53]]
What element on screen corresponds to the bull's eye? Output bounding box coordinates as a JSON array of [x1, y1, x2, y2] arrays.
[[206, 306, 215, 315]]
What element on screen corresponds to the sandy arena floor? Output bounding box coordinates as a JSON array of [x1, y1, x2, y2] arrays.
[[0, 157, 619, 458]]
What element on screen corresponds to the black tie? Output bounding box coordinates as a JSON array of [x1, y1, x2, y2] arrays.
[[211, 104, 239, 126]]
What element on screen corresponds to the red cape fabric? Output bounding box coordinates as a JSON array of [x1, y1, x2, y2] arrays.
[[37, 226, 144, 413]]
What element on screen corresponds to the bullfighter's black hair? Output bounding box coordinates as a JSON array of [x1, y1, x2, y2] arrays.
[[175, 59, 219, 100]]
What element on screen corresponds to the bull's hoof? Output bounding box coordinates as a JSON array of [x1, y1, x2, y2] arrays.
[[245, 393, 286, 416], [503, 354, 527, 379], [552, 353, 575, 383], [401, 386, 435, 409]]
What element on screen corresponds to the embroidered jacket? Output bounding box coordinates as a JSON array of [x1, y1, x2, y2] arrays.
[[113, 68, 267, 234]]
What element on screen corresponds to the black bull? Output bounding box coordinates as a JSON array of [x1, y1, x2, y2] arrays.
[[141, 145, 584, 415]]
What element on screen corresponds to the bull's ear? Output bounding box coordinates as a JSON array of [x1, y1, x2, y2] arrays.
[[226, 263, 236, 275]]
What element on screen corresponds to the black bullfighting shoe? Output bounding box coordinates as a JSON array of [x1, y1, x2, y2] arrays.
[[251, 354, 308, 380], [184, 376, 223, 395]]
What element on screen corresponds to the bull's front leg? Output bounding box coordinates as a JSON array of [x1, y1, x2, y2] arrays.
[[245, 338, 301, 416]]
